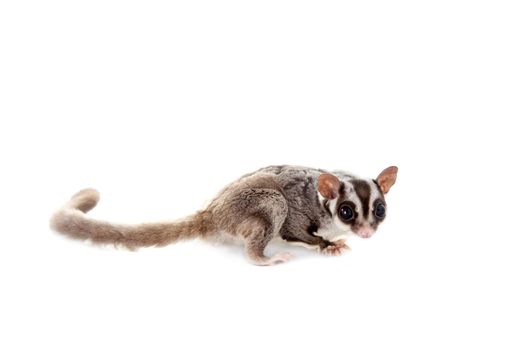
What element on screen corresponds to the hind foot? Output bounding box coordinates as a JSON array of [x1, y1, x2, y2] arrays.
[[249, 252, 294, 266]]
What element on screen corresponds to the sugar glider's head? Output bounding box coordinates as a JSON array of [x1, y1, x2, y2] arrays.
[[317, 166, 398, 239]]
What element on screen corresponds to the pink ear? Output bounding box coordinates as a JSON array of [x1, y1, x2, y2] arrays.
[[376, 166, 398, 194], [318, 173, 340, 200]]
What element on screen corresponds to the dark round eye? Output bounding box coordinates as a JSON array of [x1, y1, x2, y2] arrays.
[[338, 205, 354, 221], [374, 203, 386, 218]]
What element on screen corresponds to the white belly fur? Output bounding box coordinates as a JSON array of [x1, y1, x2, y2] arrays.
[[315, 221, 350, 240]]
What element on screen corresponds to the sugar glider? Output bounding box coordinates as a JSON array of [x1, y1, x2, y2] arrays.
[[50, 165, 398, 265]]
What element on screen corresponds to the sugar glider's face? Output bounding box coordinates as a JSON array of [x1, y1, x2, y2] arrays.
[[335, 179, 388, 238], [318, 166, 398, 239]]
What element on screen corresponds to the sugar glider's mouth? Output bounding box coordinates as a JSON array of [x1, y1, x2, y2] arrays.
[[357, 232, 373, 239], [354, 225, 374, 239]]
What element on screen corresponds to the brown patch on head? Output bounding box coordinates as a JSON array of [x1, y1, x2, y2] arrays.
[[376, 166, 398, 194], [317, 173, 340, 200], [351, 180, 371, 219]]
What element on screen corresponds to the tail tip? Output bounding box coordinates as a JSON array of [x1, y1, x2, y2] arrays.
[[71, 188, 100, 212]]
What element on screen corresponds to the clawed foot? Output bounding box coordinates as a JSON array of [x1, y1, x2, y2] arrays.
[[322, 239, 350, 256]]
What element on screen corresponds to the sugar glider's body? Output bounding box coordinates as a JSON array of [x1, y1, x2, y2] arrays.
[[51, 165, 397, 265]]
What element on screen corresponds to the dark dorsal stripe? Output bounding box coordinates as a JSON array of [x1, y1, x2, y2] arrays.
[[351, 179, 371, 219]]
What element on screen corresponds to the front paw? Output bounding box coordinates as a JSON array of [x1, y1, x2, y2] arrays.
[[321, 239, 350, 256]]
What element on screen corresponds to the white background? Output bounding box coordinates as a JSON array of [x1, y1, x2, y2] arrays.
[[1, 1, 524, 349]]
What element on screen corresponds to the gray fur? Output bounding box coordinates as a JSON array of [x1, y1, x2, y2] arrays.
[[50, 165, 397, 265]]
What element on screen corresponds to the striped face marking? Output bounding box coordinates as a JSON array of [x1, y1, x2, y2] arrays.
[[316, 167, 397, 241], [331, 178, 387, 239], [351, 180, 371, 220]]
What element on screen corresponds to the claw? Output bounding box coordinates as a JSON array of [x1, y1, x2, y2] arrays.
[[322, 239, 350, 256]]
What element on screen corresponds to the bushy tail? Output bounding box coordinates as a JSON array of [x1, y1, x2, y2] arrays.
[[50, 189, 214, 249]]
